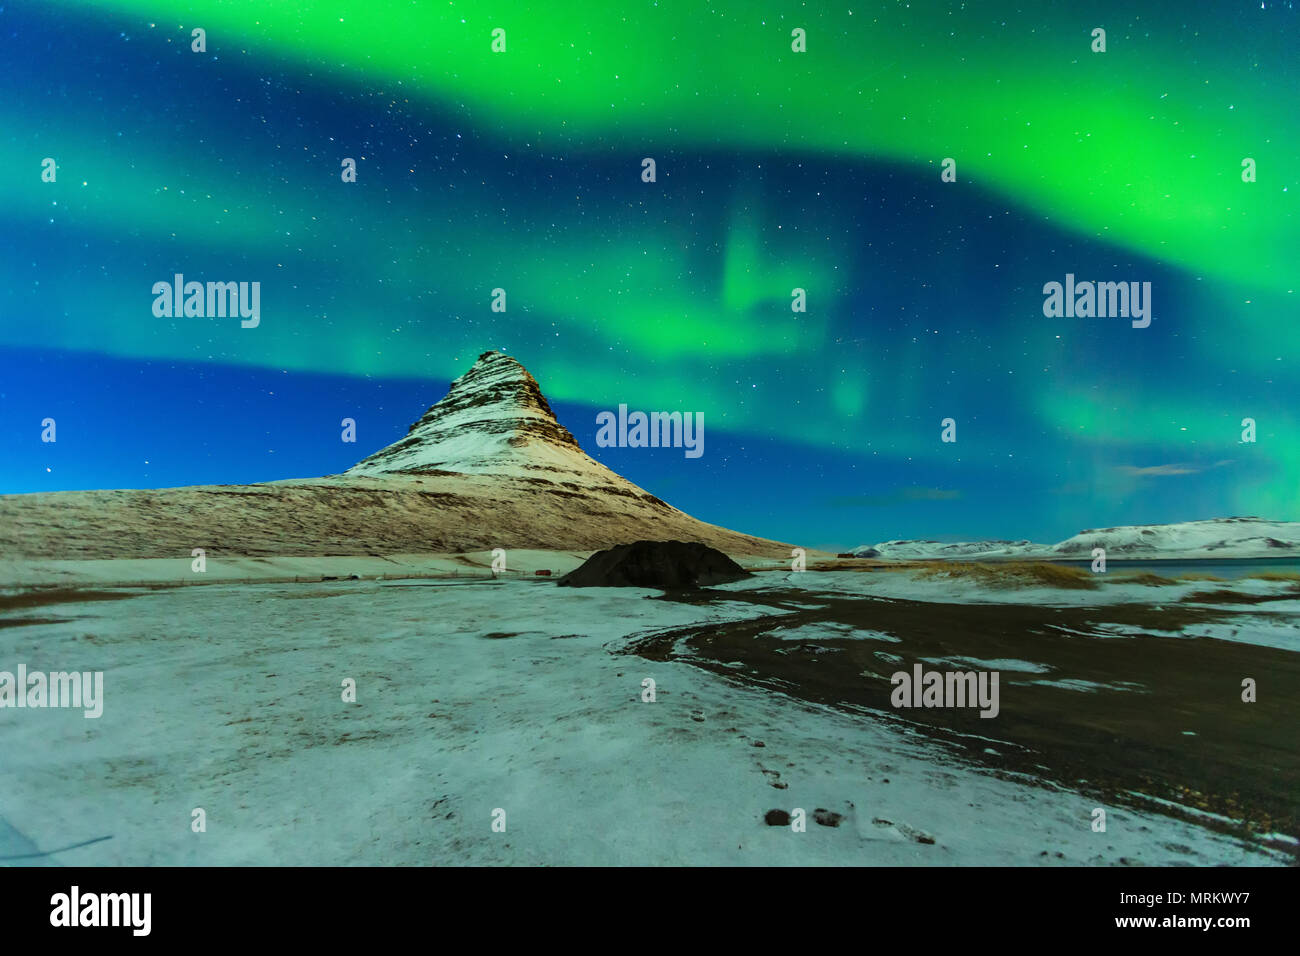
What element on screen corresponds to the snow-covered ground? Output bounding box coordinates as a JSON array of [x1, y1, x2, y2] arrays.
[[732, 566, 1297, 611], [0, 550, 594, 590], [0, 576, 1287, 865]]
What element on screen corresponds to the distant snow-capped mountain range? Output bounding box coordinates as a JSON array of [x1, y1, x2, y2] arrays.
[[852, 518, 1300, 561]]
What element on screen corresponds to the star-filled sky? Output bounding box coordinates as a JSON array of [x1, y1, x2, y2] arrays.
[[1, 1, 1295, 549]]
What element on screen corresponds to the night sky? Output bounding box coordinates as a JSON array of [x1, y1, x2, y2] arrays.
[[1, 1, 1295, 550]]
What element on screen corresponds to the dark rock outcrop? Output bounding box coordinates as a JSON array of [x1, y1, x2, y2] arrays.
[[557, 540, 751, 589]]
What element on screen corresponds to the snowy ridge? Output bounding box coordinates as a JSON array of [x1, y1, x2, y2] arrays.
[[1051, 517, 1298, 558], [852, 540, 1043, 560], [852, 518, 1300, 561]]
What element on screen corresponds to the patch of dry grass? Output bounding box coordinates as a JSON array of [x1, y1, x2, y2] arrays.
[[808, 559, 888, 572], [916, 560, 1099, 590], [1111, 571, 1178, 586], [1245, 570, 1300, 582], [1180, 588, 1299, 605]]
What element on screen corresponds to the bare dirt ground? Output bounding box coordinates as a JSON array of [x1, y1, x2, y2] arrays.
[[626, 582, 1300, 859]]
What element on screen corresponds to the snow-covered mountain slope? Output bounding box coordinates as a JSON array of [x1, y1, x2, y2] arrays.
[[1049, 518, 1299, 558], [347, 350, 598, 480], [853, 518, 1300, 561], [851, 540, 1045, 560], [0, 351, 791, 563]]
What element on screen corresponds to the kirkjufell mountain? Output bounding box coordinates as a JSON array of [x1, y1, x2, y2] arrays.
[[348, 350, 617, 481], [0, 351, 788, 560]]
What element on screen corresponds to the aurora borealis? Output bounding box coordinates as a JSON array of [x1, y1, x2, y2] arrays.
[[1, 1, 1295, 548]]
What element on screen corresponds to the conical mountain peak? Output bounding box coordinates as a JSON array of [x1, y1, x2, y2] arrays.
[[346, 351, 588, 477]]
